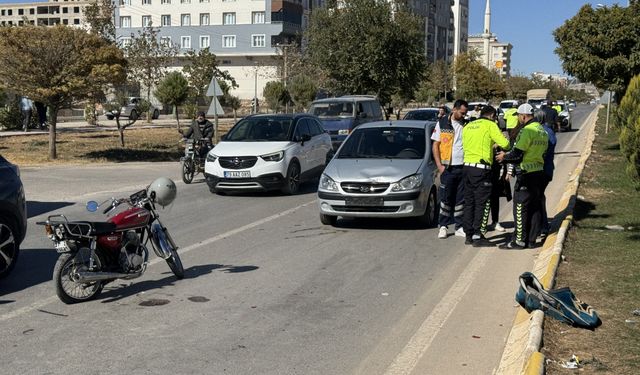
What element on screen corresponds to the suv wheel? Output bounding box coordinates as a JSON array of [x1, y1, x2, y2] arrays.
[[0, 215, 20, 279], [282, 161, 301, 195], [320, 213, 337, 226]]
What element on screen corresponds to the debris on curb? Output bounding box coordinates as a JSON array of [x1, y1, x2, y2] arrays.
[[624, 319, 637, 324], [604, 224, 625, 231], [632, 309, 640, 316], [560, 354, 581, 369]]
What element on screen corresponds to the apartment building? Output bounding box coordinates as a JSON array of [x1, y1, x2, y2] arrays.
[[115, 0, 306, 100], [468, 35, 512, 77], [450, 0, 468, 57], [0, 0, 92, 27]]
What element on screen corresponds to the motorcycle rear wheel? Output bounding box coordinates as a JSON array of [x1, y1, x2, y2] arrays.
[[182, 158, 195, 184], [53, 249, 104, 304]]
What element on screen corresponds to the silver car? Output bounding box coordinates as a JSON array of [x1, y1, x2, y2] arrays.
[[317, 120, 439, 227]]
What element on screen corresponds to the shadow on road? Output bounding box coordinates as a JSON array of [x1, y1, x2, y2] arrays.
[[0, 248, 59, 298], [99, 263, 259, 303], [332, 217, 429, 231], [27, 201, 75, 218]]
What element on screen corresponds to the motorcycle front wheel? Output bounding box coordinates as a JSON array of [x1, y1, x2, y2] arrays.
[[53, 249, 104, 304], [182, 158, 195, 184], [162, 229, 184, 279]]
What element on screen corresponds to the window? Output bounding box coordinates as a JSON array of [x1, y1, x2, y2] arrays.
[[161, 15, 171, 26], [7, 10, 11, 16], [200, 0, 210, 2], [181, 36, 191, 49], [199, 13, 209, 26], [30, 8, 35, 14], [181, 14, 190, 26], [121, 38, 131, 48], [161, 0, 170, 3], [223, 12, 236, 25], [142, 15, 151, 27], [294, 120, 311, 138], [62, 7, 68, 13], [222, 35, 236, 48], [18, 9, 24, 15], [62, 19, 68, 25], [252, 11, 265, 24], [181, 0, 191, 3], [251, 34, 266, 48], [120, 0, 131, 5], [142, 0, 151, 4], [200, 36, 210, 49], [74, 19, 80, 25], [160, 36, 172, 47], [73, 6, 79, 12], [120, 16, 131, 28]]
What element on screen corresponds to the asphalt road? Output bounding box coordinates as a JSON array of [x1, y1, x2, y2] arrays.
[[0, 105, 597, 375]]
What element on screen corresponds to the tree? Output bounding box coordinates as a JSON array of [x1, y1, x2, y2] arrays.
[[415, 60, 453, 104], [617, 74, 640, 189], [306, 0, 425, 107], [84, 0, 116, 42], [182, 48, 237, 105], [554, 2, 640, 101], [0, 25, 126, 159], [225, 95, 241, 121], [452, 52, 505, 101], [288, 75, 317, 112], [504, 75, 534, 101], [125, 24, 177, 121], [154, 71, 191, 129], [263, 81, 289, 112]]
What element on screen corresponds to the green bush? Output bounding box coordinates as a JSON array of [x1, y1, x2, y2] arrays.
[[617, 74, 640, 189]]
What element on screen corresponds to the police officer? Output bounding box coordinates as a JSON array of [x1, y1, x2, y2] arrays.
[[432, 99, 468, 239], [461, 105, 510, 247], [504, 106, 519, 130], [496, 103, 549, 249]]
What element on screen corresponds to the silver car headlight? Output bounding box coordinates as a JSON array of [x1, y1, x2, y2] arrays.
[[319, 174, 338, 191], [391, 173, 423, 192], [206, 153, 218, 163], [260, 151, 284, 162]]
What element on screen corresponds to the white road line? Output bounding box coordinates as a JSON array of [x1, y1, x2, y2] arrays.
[[383, 250, 489, 375], [0, 200, 315, 322]]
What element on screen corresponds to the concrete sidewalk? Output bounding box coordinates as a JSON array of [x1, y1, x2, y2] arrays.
[[0, 115, 237, 137]]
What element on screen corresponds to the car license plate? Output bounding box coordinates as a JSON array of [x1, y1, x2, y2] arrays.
[[345, 197, 383, 206], [224, 171, 251, 178]]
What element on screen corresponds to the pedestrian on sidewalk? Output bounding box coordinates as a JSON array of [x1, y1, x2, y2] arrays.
[[461, 105, 510, 247], [535, 108, 557, 238], [496, 104, 549, 249], [34, 101, 48, 130], [432, 99, 468, 239], [20, 96, 33, 132]]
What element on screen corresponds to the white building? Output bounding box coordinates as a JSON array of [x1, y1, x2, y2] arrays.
[[468, 35, 512, 77], [450, 0, 468, 57], [0, 0, 92, 27]]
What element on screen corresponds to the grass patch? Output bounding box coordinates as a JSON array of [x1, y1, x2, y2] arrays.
[[542, 109, 640, 374], [0, 128, 187, 165]]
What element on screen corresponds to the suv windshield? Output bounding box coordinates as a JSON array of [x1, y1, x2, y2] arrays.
[[225, 117, 293, 142], [337, 127, 425, 159], [309, 102, 354, 118], [404, 110, 438, 121], [500, 102, 516, 109]]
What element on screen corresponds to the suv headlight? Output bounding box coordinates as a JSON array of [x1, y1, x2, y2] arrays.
[[390, 174, 423, 191], [206, 153, 218, 163], [319, 174, 338, 191], [260, 151, 284, 162]]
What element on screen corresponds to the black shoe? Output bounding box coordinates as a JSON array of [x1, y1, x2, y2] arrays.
[[465, 237, 473, 245], [499, 241, 526, 250], [472, 238, 494, 248], [528, 242, 537, 249]]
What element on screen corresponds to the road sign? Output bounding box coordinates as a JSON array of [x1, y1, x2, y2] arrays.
[[207, 97, 224, 116], [206, 78, 223, 97]]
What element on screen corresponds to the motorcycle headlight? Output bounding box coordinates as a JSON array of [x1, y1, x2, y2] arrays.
[[206, 153, 218, 163], [390, 173, 423, 192], [260, 151, 284, 162], [319, 174, 338, 191]]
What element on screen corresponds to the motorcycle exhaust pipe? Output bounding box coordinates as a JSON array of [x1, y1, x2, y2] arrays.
[[75, 270, 143, 282]]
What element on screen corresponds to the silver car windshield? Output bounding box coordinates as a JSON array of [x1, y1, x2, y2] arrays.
[[309, 102, 354, 118], [225, 118, 293, 142], [337, 127, 426, 159], [404, 110, 438, 121]]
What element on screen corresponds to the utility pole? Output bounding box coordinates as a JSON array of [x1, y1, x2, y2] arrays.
[[253, 64, 258, 114]]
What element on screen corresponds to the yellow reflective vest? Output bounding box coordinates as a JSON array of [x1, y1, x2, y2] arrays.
[[462, 118, 510, 166], [504, 108, 519, 129]]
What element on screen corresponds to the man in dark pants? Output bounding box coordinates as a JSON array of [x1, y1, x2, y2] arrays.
[[534, 109, 557, 238], [179, 111, 214, 157], [496, 104, 549, 249], [20, 96, 33, 132], [432, 100, 468, 239], [461, 105, 510, 247]]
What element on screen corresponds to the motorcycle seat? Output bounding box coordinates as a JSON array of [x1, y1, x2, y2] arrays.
[[67, 221, 117, 236]]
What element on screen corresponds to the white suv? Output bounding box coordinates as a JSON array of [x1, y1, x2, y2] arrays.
[[204, 114, 332, 195]]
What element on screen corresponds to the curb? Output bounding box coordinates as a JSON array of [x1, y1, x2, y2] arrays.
[[496, 107, 600, 375]]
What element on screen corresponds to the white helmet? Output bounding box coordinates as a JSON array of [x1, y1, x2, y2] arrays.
[[147, 177, 177, 207]]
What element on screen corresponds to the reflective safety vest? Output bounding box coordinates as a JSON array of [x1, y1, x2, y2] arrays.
[[504, 108, 519, 129], [462, 118, 510, 166], [553, 105, 562, 114], [513, 121, 549, 173]]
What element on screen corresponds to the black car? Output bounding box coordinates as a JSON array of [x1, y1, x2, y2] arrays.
[[0, 154, 27, 279]]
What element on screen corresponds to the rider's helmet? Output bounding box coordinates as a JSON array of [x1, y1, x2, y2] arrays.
[[147, 177, 177, 207]]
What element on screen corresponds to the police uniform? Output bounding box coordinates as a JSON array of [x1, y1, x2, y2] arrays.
[[461, 116, 510, 246], [500, 117, 549, 249], [504, 107, 519, 130]]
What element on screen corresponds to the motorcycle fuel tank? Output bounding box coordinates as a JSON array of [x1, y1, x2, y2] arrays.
[[109, 207, 151, 231]]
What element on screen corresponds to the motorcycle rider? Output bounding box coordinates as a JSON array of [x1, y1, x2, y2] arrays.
[[179, 111, 214, 157]]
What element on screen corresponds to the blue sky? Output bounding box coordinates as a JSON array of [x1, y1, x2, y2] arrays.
[[0, 0, 627, 76], [469, 0, 627, 76]]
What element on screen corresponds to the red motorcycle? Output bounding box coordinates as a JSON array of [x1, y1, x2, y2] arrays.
[[37, 178, 184, 304]]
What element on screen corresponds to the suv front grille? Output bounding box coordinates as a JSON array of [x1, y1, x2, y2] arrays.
[[341, 182, 390, 194], [219, 156, 258, 169]]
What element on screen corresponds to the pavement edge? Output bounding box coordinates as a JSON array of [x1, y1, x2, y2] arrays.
[[495, 107, 600, 375]]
